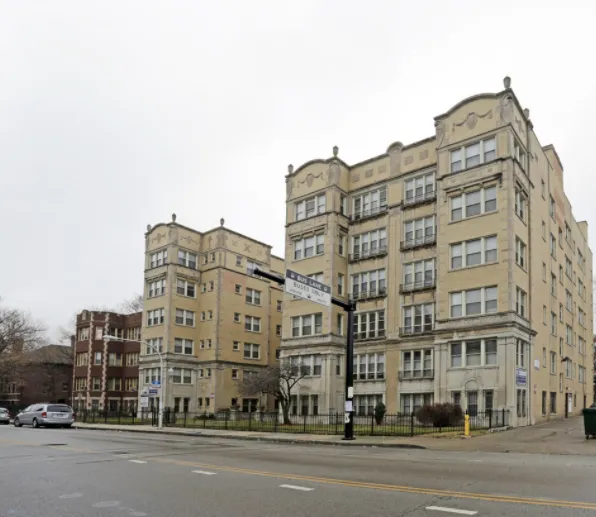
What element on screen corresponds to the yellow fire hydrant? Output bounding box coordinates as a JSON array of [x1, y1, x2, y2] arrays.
[[464, 413, 470, 437]]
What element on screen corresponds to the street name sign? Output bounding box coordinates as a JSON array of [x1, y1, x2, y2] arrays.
[[285, 269, 331, 307]]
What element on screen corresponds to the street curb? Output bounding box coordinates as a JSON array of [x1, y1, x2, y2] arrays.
[[73, 425, 427, 449]]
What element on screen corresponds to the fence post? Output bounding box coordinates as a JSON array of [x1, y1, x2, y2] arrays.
[[502, 408, 505, 427], [274, 412, 278, 433], [303, 413, 307, 433], [184, 411, 187, 428], [410, 412, 414, 437], [488, 409, 492, 429], [335, 412, 339, 435], [132, 410, 135, 426], [370, 414, 374, 436]]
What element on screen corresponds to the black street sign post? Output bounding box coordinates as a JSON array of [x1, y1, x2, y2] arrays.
[[253, 267, 357, 440]]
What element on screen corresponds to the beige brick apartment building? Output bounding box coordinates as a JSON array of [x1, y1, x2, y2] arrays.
[[141, 216, 283, 414], [281, 76, 593, 427]]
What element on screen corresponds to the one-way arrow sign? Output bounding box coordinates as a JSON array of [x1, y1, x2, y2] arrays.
[[284, 269, 331, 307]]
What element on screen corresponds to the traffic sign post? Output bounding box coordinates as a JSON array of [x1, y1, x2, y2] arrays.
[[254, 267, 356, 440]]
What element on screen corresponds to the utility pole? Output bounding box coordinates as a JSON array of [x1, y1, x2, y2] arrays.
[[253, 268, 357, 440]]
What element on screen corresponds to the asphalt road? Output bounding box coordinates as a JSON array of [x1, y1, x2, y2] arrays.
[[1, 425, 595, 517]]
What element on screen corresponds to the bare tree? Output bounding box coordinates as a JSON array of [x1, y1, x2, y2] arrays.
[[0, 302, 45, 377], [239, 360, 308, 424], [119, 294, 143, 315]]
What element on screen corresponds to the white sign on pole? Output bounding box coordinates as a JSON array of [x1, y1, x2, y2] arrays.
[[140, 396, 149, 409], [285, 269, 331, 307]]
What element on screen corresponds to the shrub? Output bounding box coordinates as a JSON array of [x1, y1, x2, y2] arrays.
[[415, 403, 463, 428], [374, 401, 387, 425]]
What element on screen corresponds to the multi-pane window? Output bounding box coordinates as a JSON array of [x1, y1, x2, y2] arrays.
[[403, 216, 435, 247], [147, 308, 164, 326], [94, 351, 102, 364], [245, 288, 261, 306], [352, 186, 387, 219], [108, 353, 122, 366], [353, 353, 385, 380], [337, 273, 344, 295], [144, 367, 161, 384], [450, 137, 496, 172], [450, 339, 497, 367], [340, 195, 347, 216], [148, 278, 166, 298], [566, 290, 573, 312], [579, 366, 586, 384], [578, 250, 586, 271], [150, 249, 167, 268], [403, 259, 435, 289], [578, 280, 585, 299], [172, 368, 192, 384], [176, 278, 195, 298], [145, 337, 163, 355], [338, 234, 346, 256], [515, 287, 527, 318], [247, 260, 261, 277], [449, 286, 497, 317], [352, 229, 387, 258], [355, 394, 384, 416], [354, 310, 386, 340], [177, 249, 197, 269], [175, 309, 195, 327], [295, 354, 323, 376], [515, 237, 526, 268], [513, 139, 526, 169], [336, 313, 344, 335], [550, 234, 556, 258], [404, 172, 435, 204], [515, 188, 527, 221], [565, 359, 573, 379], [174, 338, 193, 355], [291, 314, 322, 337], [294, 234, 324, 260], [402, 303, 434, 334], [450, 236, 497, 269], [550, 352, 557, 374], [243, 343, 260, 360], [565, 324, 573, 345], [401, 393, 433, 415], [351, 269, 386, 298], [450, 186, 496, 221], [245, 316, 261, 332], [75, 353, 88, 366], [579, 336, 586, 355], [77, 326, 90, 341], [295, 194, 326, 221], [551, 274, 557, 296], [401, 349, 433, 378], [565, 256, 573, 278], [125, 378, 138, 391], [74, 377, 87, 391], [107, 377, 122, 391], [126, 352, 139, 366]]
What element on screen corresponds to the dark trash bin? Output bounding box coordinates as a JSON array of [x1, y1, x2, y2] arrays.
[[582, 407, 596, 439]]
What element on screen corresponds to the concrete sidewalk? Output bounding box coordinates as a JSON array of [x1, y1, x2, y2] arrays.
[[74, 416, 596, 455]]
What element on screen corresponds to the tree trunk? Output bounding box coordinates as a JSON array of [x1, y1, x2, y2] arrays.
[[281, 401, 292, 425]]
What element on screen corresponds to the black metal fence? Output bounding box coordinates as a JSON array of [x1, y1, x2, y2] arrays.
[[76, 408, 509, 437]]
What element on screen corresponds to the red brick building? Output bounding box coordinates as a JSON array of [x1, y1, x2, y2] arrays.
[[72, 310, 142, 412]]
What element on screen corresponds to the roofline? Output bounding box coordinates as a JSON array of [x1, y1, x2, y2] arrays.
[[271, 254, 285, 261], [542, 144, 564, 171], [288, 157, 350, 178]]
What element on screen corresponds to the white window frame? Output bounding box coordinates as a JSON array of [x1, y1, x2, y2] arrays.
[[401, 349, 433, 379], [243, 343, 260, 360], [402, 303, 434, 334], [148, 278, 166, 298], [351, 228, 387, 259], [450, 136, 497, 173], [247, 260, 261, 277], [177, 249, 197, 269], [403, 259, 435, 290], [175, 308, 195, 327], [244, 315, 261, 333], [150, 249, 167, 268], [353, 310, 386, 340], [145, 337, 163, 355], [295, 194, 326, 221], [291, 314, 323, 337], [174, 338, 194, 355], [351, 269, 387, 298], [515, 237, 526, 268], [450, 186, 497, 222], [450, 235, 497, 269], [449, 286, 497, 318], [176, 278, 196, 298], [293, 234, 325, 261], [404, 172, 435, 204], [172, 368, 193, 385], [147, 308, 165, 327], [450, 338, 498, 368], [515, 287, 527, 318], [353, 353, 385, 381], [352, 186, 387, 219], [403, 216, 435, 248], [245, 288, 262, 306]]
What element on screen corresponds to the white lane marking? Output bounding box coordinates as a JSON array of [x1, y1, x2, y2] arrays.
[[192, 470, 217, 475], [92, 501, 121, 508], [59, 493, 83, 499], [279, 484, 314, 492], [426, 507, 477, 515], [128, 460, 147, 464]]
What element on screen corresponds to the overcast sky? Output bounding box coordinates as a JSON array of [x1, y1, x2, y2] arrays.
[[1, 1, 595, 339]]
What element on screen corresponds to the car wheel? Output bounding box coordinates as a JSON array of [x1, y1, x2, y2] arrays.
[[32, 418, 39, 428], [14, 418, 22, 428]]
